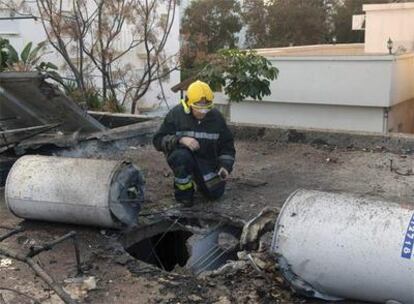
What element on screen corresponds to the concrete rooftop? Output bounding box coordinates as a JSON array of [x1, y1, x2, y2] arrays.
[[255, 43, 391, 57]]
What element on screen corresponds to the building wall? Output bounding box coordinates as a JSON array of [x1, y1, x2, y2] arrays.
[[230, 101, 385, 133], [0, 16, 47, 59], [387, 53, 414, 133], [388, 98, 414, 133], [364, 3, 414, 54], [390, 53, 414, 106], [261, 56, 394, 107], [225, 43, 414, 133], [225, 52, 414, 133]]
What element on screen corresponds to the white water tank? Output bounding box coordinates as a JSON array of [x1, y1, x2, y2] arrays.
[[272, 189, 414, 304], [5, 155, 144, 228]]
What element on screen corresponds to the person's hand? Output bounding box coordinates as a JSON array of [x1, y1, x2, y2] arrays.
[[218, 167, 229, 180], [179, 137, 200, 151]]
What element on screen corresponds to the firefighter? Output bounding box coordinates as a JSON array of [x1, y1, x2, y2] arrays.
[[153, 80, 235, 206]]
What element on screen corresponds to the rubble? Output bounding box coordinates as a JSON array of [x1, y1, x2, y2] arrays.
[[2, 132, 414, 303], [0, 258, 12, 268], [213, 296, 232, 304], [240, 207, 278, 251], [63, 276, 97, 301], [0, 228, 82, 304], [0, 72, 159, 171], [121, 213, 243, 276], [0, 72, 105, 150]]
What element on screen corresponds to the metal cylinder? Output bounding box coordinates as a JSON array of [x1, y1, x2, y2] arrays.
[[5, 155, 144, 228], [271, 189, 414, 304]]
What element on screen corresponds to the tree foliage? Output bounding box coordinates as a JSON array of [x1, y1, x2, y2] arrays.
[[182, 0, 242, 53], [268, 0, 328, 47], [243, 0, 330, 48], [332, 0, 398, 43], [242, 0, 410, 48], [199, 49, 278, 102], [242, 0, 269, 49], [181, 0, 242, 78]]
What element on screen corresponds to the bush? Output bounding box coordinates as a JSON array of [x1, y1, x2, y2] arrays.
[[64, 80, 124, 112], [198, 49, 279, 102]]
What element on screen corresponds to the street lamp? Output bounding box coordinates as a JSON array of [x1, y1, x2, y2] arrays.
[[387, 37, 393, 55]]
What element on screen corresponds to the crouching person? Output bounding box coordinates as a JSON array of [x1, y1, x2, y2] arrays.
[[153, 80, 236, 207]]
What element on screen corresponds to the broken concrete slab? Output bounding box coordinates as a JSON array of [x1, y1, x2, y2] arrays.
[[0, 72, 163, 158], [0, 72, 105, 149], [121, 212, 244, 276], [11, 117, 160, 156], [88, 111, 152, 129]]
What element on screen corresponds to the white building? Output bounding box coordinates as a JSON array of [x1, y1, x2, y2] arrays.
[[221, 2, 414, 134], [0, 1, 180, 114]]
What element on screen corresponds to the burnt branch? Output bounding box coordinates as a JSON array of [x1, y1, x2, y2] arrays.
[[0, 226, 24, 242], [0, 230, 83, 304], [0, 244, 77, 304]]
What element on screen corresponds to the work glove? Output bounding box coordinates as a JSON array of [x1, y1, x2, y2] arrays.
[[179, 136, 200, 151]]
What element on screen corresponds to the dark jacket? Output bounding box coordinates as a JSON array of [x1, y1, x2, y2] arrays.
[[153, 105, 235, 172]]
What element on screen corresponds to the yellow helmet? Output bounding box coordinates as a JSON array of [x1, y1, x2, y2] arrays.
[[186, 80, 214, 106]]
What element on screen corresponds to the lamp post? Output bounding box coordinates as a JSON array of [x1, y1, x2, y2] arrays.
[[387, 37, 393, 55]]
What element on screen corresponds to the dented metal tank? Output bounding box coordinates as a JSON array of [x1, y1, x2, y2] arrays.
[[272, 189, 414, 304], [5, 155, 144, 228]]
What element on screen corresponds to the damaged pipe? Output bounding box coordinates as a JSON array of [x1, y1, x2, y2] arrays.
[[5, 155, 144, 228], [271, 189, 414, 304]]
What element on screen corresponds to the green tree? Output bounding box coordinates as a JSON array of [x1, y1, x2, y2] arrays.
[[332, 0, 392, 43], [199, 49, 279, 102], [243, 0, 329, 48], [242, 0, 270, 48], [181, 0, 242, 78], [182, 0, 242, 53], [270, 0, 328, 47]]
